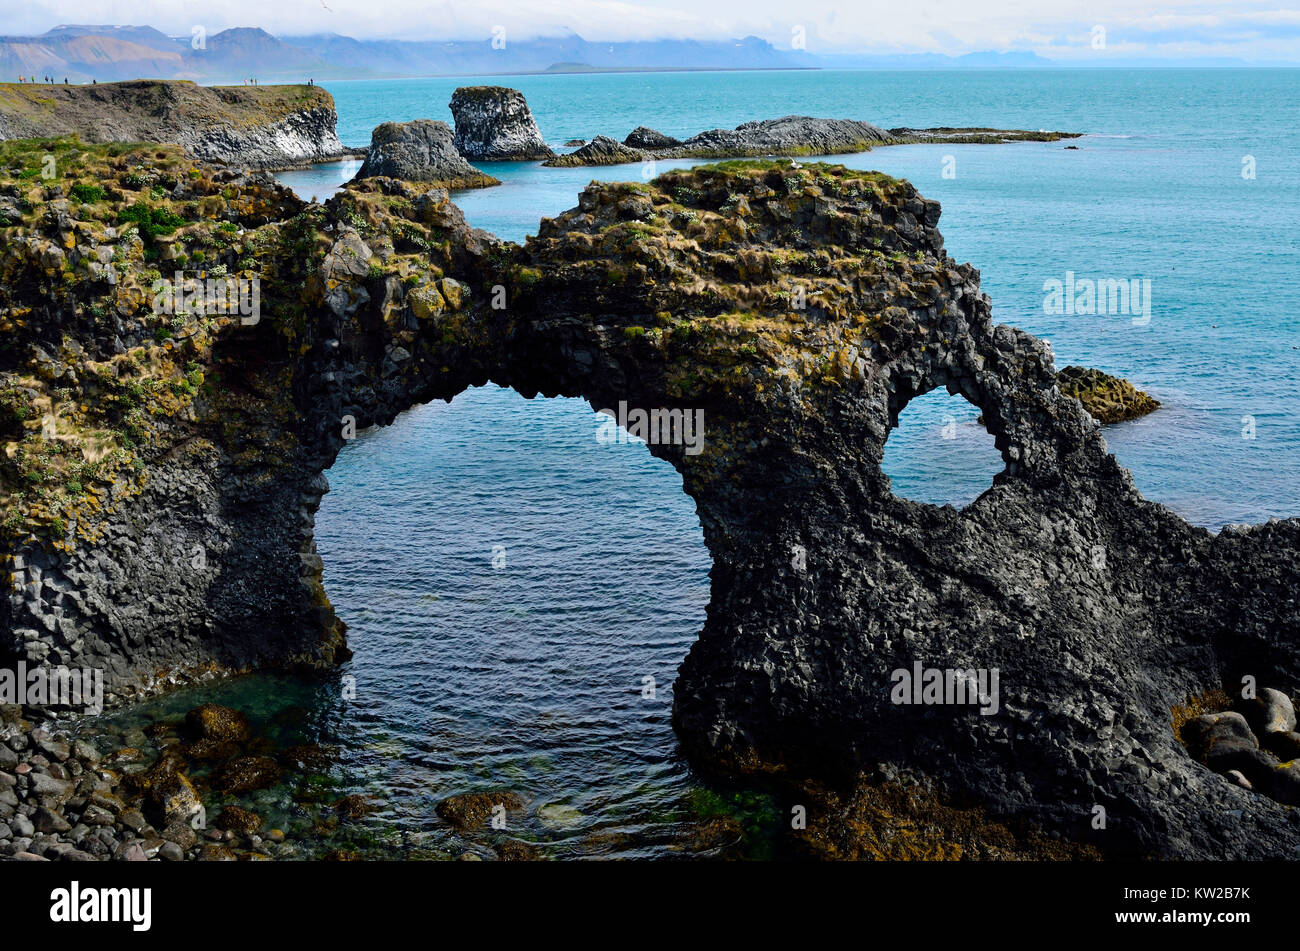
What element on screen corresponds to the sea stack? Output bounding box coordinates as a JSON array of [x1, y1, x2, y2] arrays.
[[355, 119, 499, 189], [448, 86, 556, 161]]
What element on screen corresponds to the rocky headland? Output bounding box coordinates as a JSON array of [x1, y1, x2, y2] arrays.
[[0, 80, 357, 171], [0, 139, 1293, 863]]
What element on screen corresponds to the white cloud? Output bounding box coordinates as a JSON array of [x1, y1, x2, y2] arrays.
[[6, 0, 1299, 59]]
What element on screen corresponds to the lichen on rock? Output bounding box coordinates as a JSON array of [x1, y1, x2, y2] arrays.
[[1057, 364, 1160, 424]]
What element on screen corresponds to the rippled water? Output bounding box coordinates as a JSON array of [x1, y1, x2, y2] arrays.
[[86, 388, 779, 859]]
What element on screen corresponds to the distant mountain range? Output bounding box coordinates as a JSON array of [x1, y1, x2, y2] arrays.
[[0, 25, 1269, 83]]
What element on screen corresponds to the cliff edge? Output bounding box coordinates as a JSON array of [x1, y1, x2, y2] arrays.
[[0, 80, 351, 170]]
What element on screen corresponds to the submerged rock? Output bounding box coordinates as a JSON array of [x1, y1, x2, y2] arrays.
[[356, 120, 500, 189], [212, 756, 281, 794], [333, 794, 375, 821], [215, 805, 264, 836], [180, 738, 241, 764], [494, 839, 541, 861], [278, 743, 338, 771], [185, 704, 252, 743], [671, 816, 744, 855], [435, 791, 526, 831], [449, 86, 555, 161]]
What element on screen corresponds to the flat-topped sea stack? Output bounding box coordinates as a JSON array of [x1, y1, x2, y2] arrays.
[[355, 119, 499, 189], [0, 79, 353, 170], [547, 115, 1081, 166], [448, 86, 555, 161]]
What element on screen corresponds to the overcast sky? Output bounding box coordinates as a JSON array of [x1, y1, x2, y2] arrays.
[[9, 0, 1300, 60]]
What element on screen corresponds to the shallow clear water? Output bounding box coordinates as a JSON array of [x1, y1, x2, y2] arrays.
[[87, 388, 778, 859], [89, 69, 1300, 859]]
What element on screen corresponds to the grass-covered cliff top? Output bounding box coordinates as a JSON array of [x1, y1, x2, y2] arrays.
[[448, 86, 516, 102], [0, 80, 335, 138]]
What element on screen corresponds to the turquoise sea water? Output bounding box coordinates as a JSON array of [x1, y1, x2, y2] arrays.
[[104, 69, 1300, 859]]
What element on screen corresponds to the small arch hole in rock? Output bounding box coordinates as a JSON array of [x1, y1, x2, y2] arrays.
[[881, 388, 1005, 509]]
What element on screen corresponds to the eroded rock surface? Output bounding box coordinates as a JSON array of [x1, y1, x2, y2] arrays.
[[448, 86, 555, 161], [1057, 365, 1160, 424], [1, 145, 1297, 859], [624, 127, 683, 150], [546, 135, 645, 167], [548, 115, 1081, 166], [355, 119, 499, 189]]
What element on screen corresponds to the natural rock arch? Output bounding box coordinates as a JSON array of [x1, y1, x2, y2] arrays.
[[5, 152, 1300, 858]]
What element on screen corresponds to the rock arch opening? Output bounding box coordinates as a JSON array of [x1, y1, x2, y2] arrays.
[[311, 383, 715, 856], [880, 387, 1005, 509]]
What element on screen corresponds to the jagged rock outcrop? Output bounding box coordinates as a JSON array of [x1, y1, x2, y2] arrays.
[[2, 144, 1299, 860], [0, 80, 354, 170], [547, 115, 1080, 166], [624, 126, 682, 150], [546, 135, 645, 168], [448, 86, 555, 161], [672, 115, 897, 157], [1057, 365, 1160, 424], [355, 120, 499, 189]]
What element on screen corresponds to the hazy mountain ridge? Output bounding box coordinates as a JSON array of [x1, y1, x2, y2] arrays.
[[0, 24, 1265, 82]]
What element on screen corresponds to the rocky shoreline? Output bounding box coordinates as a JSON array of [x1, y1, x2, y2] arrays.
[[2, 135, 1296, 861], [545, 115, 1080, 167], [0, 80, 1078, 186], [0, 704, 306, 861]]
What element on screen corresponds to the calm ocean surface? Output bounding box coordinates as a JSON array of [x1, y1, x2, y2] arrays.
[[100, 69, 1300, 858]]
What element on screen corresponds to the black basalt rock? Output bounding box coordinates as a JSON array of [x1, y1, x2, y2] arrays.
[[4, 155, 1300, 859]]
